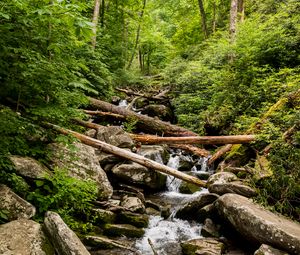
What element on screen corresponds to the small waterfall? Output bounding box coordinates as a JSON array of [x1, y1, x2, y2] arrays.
[[118, 99, 128, 107], [135, 150, 212, 254]]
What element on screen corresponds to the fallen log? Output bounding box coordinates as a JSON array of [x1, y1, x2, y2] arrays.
[[116, 87, 169, 101], [88, 97, 198, 136], [73, 119, 211, 157], [83, 110, 125, 120], [46, 123, 207, 188], [130, 134, 255, 145]]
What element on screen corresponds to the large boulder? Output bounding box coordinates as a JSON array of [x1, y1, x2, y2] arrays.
[[215, 194, 300, 254], [96, 126, 134, 148], [181, 238, 225, 255], [120, 196, 145, 213], [0, 219, 54, 255], [10, 155, 52, 179], [254, 244, 289, 255], [44, 211, 90, 255], [103, 224, 145, 238], [141, 104, 173, 122], [139, 145, 169, 165], [47, 142, 113, 200], [0, 184, 36, 220], [207, 172, 238, 186], [111, 162, 167, 190], [175, 193, 219, 220], [208, 181, 257, 198]]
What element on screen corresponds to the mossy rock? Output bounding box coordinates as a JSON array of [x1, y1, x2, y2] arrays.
[[179, 181, 201, 194], [181, 238, 225, 255], [103, 224, 145, 238], [117, 211, 149, 228], [92, 208, 116, 224]]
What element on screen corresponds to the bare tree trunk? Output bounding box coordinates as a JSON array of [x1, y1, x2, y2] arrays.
[[100, 0, 105, 27], [238, 0, 245, 22], [92, 0, 101, 49], [127, 0, 147, 69], [197, 0, 209, 39], [212, 1, 217, 33], [229, 0, 238, 42], [88, 97, 198, 136], [47, 123, 207, 188]]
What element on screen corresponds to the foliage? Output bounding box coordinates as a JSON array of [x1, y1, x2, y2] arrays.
[[27, 168, 98, 233]]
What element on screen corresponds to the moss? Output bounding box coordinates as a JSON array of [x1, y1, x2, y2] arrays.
[[117, 211, 149, 228]]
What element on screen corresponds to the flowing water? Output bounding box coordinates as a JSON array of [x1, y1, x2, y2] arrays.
[[135, 152, 212, 255]]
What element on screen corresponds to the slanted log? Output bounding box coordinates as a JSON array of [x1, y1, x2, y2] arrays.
[[130, 134, 255, 145], [83, 110, 125, 120], [88, 97, 197, 136], [47, 123, 207, 188]]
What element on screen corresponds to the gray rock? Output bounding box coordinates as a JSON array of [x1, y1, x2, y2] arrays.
[[175, 193, 219, 220], [208, 181, 257, 198], [141, 104, 173, 122], [96, 152, 123, 168], [103, 224, 145, 238], [197, 204, 217, 223], [207, 172, 238, 186], [91, 208, 116, 224], [44, 211, 90, 255], [96, 126, 134, 148], [111, 162, 167, 190], [120, 196, 145, 213], [179, 181, 201, 194], [10, 155, 52, 179], [47, 142, 113, 200], [181, 238, 225, 255], [139, 145, 169, 164], [0, 219, 54, 255], [215, 194, 300, 254], [118, 211, 149, 228], [0, 184, 36, 220], [85, 129, 97, 138], [84, 235, 137, 252], [254, 244, 289, 255], [201, 218, 220, 238]]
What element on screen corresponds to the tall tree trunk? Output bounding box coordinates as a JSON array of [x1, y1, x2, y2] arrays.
[[238, 0, 245, 22], [127, 0, 147, 69], [100, 0, 105, 27], [92, 0, 101, 49], [197, 0, 209, 39], [229, 0, 238, 42], [212, 1, 216, 33]]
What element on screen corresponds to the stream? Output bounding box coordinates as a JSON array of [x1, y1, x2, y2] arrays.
[[135, 152, 213, 255]]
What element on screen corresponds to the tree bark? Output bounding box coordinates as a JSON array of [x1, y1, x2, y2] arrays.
[[84, 110, 125, 120], [130, 134, 256, 145], [127, 0, 147, 69], [88, 97, 198, 136], [115, 87, 169, 101], [238, 0, 245, 22], [197, 0, 209, 39], [229, 0, 238, 42], [47, 123, 207, 188], [92, 0, 101, 49]]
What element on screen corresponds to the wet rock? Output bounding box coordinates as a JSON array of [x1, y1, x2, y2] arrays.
[[134, 97, 149, 109], [0, 219, 54, 255], [179, 181, 201, 194], [207, 172, 238, 186], [141, 104, 173, 122], [195, 171, 212, 180], [92, 208, 116, 224], [208, 181, 257, 198], [145, 207, 160, 216], [139, 145, 169, 164], [181, 238, 225, 255], [10, 155, 52, 179], [96, 126, 134, 148], [175, 193, 219, 220], [47, 142, 113, 200], [254, 244, 289, 255], [118, 211, 149, 228], [201, 218, 220, 238], [44, 211, 90, 255], [103, 224, 145, 238], [84, 235, 137, 252], [215, 194, 300, 254], [120, 196, 145, 213], [197, 204, 217, 223], [85, 129, 97, 138], [111, 162, 167, 190], [96, 152, 123, 167], [0, 184, 36, 220], [177, 155, 194, 171]]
